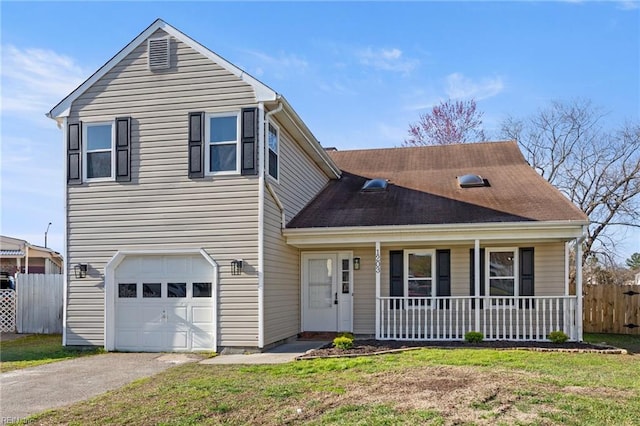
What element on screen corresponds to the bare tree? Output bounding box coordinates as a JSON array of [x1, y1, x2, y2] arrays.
[[501, 99, 640, 265], [404, 99, 486, 146]]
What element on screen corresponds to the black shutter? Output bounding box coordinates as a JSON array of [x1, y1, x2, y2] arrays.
[[469, 248, 485, 308], [67, 122, 82, 185], [436, 249, 451, 309], [389, 250, 403, 309], [241, 107, 258, 175], [115, 117, 131, 182], [436, 250, 451, 296], [519, 248, 535, 308], [188, 112, 204, 178]]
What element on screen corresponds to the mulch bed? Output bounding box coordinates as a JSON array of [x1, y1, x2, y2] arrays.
[[297, 339, 626, 359]]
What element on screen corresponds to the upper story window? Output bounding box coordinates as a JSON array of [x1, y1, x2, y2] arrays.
[[268, 122, 279, 180], [84, 122, 114, 180], [205, 112, 240, 174]]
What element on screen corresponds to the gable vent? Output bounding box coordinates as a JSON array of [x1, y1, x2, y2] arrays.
[[148, 37, 170, 70]]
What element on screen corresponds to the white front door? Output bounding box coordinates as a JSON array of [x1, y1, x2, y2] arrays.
[[302, 252, 353, 332]]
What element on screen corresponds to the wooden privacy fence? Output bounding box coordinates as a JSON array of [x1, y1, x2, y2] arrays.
[[583, 284, 640, 335], [16, 274, 64, 334]]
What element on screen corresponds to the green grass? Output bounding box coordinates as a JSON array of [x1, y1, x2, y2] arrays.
[[584, 332, 640, 354], [26, 347, 640, 425], [0, 334, 103, 372]]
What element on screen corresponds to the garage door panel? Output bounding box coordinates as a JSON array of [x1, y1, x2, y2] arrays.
[[192, 306, 214, 323], [117, 306, 140, 325], [115, 330, 139, 349], [142, 331, 164, 349], [141, 307, 164, 323], [192, 331, 214, 350], [167, 331, 189, 350]]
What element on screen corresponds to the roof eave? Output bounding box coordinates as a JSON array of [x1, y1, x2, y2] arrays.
[[283, 220, 589, 247]]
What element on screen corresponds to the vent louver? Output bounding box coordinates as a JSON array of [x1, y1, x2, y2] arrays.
[[148, 37, 170, 70]]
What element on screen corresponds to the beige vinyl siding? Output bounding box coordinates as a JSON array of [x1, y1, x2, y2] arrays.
[[263, 194, 300, 345], [352, 248, 376, 335], [262, 121, 331, 345], [268, 128, 330, 222], [66, 29, 260, 347]]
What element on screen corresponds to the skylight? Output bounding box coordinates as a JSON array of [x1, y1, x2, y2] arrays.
[[362, 178, 388, 192], [458, 174, 487, 188]]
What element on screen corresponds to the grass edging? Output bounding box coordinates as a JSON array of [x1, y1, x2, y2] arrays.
[[297, 344, 627, 360]]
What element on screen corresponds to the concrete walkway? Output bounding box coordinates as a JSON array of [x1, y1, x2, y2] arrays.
[[0, 352, 200, 421], [201, 340, 328, 365]]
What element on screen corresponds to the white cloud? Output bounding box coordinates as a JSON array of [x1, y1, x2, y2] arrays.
[[242, 49, 308, 79], [445, 72, 505, 100], [616, 0, 639, 10], [1, 45, 87, 117], [356, 47, 418, 74]]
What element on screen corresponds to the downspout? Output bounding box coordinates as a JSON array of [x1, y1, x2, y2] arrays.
[[257, 103, 266, 349], [62, 117, 68, 346]]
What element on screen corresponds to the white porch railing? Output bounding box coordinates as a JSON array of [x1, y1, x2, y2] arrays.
[[378, 296, 578, 341]]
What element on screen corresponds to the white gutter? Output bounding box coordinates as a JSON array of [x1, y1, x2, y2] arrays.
[[283, 221, 589, 247]]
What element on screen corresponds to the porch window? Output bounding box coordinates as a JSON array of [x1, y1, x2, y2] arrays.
[[405, 251, 435, 298], [487, 248, 518, 305]]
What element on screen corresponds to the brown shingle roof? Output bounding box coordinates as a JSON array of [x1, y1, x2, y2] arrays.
[[287, 141, 587, 228]]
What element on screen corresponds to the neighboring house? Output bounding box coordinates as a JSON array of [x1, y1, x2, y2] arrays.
[[47, 19, 588, 353], [0, 235, 63, 275]]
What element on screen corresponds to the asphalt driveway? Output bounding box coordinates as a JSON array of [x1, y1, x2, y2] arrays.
[[0, 352, 200, 421]]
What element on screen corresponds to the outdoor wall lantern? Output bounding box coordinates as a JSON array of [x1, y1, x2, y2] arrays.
[[231, 259, 243, 276], [353, 257, 361, 270], [74, 263, 88, 279]]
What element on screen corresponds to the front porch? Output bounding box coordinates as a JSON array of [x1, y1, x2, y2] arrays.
[[378, 295, 578, 341]]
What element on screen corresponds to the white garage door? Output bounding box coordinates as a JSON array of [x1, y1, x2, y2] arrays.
[[114, 254, 215, 352]]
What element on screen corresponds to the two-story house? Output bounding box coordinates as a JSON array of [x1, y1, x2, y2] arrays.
[[48, 19, 588, 353]]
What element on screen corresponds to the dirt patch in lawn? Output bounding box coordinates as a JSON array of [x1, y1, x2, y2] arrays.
[[289, 365, 553, 425]]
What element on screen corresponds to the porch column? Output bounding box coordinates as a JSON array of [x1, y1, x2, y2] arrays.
[[474, 239, 480, 332], [564, 242, 569, 295], [575, 238, 583, 341], [375, 241, 381, 339]]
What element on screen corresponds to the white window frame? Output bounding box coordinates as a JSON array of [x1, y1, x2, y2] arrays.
[[267, 120, 279, 181], [485, 248, 519, 304], [83, 121, 115, 182], [404, 250, 436, 306], [205, 111, 241, 176]]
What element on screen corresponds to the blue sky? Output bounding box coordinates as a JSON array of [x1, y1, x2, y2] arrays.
[[1, 1, 638, 261]]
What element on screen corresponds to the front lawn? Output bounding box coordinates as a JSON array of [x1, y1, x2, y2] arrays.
[[0, 334, 103, 372], [28, 348, 640, 425]]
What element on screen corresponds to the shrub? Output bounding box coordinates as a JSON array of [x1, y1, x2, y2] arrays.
[[333, 335, 354, 350], [464, 331, 484, 343], [548, 330, 569, 343], [336, 332, 354, 340]]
